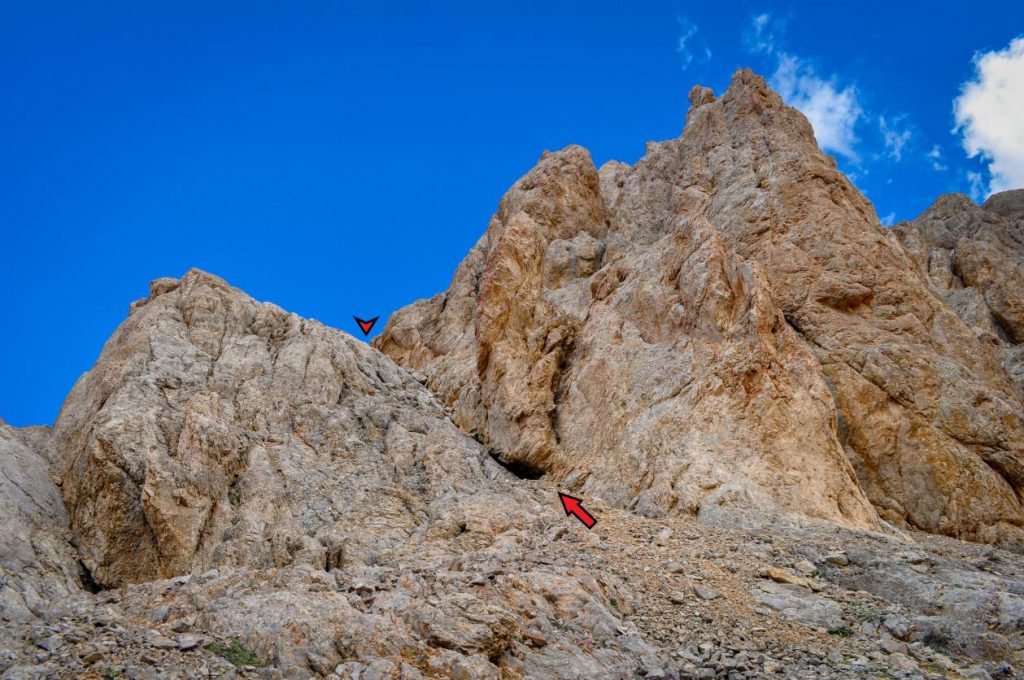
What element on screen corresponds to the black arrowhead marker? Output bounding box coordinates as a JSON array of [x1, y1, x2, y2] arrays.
[[353, 316, 379, 336]]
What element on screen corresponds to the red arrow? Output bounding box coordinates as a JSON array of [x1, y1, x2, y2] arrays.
[[558, 492, 597, 529], [353, 316, 379, 336]]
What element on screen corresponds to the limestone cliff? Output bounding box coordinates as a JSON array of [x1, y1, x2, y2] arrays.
[[377, 70, 1024, 546]]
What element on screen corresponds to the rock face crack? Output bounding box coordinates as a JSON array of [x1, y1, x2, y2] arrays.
[[487, 450, 545, 480]]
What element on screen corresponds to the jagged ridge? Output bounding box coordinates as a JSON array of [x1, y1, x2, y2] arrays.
[[377, 69, 1024, 546]]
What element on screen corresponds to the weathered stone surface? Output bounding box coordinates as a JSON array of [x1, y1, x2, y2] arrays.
[[52, 269, 511, 587], [754, 581, 843, 630], [378, 69, 1024, 545], [621, 73, 1024, 545], [377, 143, 878, 532], [39, 269, 669, 677], [895, 190, 1024, 394], [0, 419, 83, 622]]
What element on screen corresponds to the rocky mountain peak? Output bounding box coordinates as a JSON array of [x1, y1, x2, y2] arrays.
[[3, 69, 1024, 679], [378, 68, 1024, 546]]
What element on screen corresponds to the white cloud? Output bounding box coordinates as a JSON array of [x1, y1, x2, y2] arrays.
[[879, 115, 912, 161], [677, 17, 698, 70], [880, 212, 896, 226], [745, 13, 783, 55], [770, 53, 863, 161], [676, 16, 711, 71], [966, 170, 986, 203], [927, 145, 947, 171], [954, 36, 1024, 196]]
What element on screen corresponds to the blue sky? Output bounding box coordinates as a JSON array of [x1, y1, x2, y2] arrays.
[[2, 1, 1023, 426]]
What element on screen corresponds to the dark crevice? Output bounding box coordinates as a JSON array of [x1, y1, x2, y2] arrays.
[[324, 544, 344, 572], [782, 312, 803, 335], [990, 310, 1018, 345], [78, 561, 103, 593], [547, 332, 578, 449], [949, 254, 968, 290], [488, 450, 545, 480]]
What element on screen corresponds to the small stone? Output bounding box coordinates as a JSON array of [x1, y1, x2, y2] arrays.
[[176, 634, 202, 651], [351, 579, 375, 594], [762, 567, 810, 589], [36, 635, 62, 652], [148, 606, 170, 622], [100, 591, 122, 604], [693, 585, 722, 601], [170, 619, 191, 633], [92, 609, 121, 627], [793, 559, 816, 576], [307, 652, 334, 675], [677, 648, 701, 664], [523, 629, 548, 647], [824, 552, 849, 567], [888, 652, 919, 671], [880, 638, 908, 655], [669, 592, 688, 605], [146, 631, 177, 650], [883, 615, 912, 641], [123, 665, 151, 680]]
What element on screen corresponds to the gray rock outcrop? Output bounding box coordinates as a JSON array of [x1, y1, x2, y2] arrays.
[[0, 420, 83, 622], [36, 269, 666, 677]]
